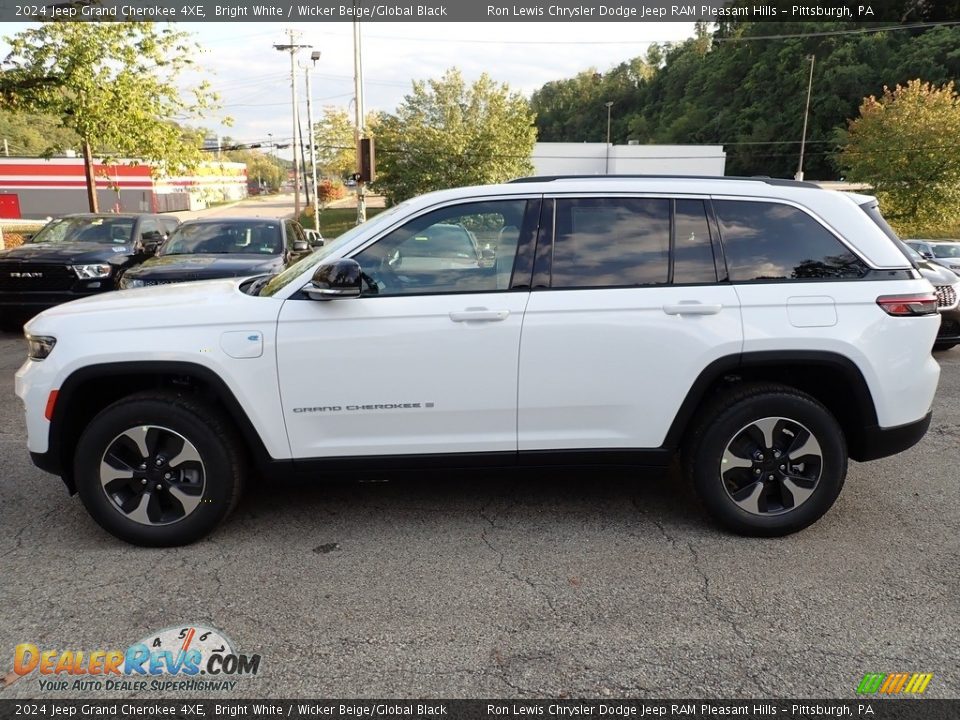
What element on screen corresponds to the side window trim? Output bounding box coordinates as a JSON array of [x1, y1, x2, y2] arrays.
[[507, 197, 542, 291], [704, 199, 730, 282], [530, 198, 554, 290]]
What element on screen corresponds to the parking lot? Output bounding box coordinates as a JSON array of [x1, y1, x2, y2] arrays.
[[0, 329, 957, 699]]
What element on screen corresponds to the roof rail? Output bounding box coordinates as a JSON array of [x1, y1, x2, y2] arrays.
[[506, 174, 821, 189]]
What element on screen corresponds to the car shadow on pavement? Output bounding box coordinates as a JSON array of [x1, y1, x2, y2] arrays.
[[237, 464, 705, 536]]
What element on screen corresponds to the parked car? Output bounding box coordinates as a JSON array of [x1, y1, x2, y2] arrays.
[[118, 218, 313, 289], [905, 239, 960, 276], [0, 213, 178, 329], [303, 228, 325, 247], [901, 244, 960, 351], [16, 177, 941, 546]]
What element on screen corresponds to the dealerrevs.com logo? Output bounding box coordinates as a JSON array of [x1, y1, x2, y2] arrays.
[[13, 625, 261, 692]]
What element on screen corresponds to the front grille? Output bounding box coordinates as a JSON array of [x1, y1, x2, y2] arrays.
[[0, 262, 76, 291], [143, 279, 186, 287], [935, 284, 958, 310]]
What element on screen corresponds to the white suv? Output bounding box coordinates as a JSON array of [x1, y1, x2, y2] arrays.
[[15, 177, 941, 546]]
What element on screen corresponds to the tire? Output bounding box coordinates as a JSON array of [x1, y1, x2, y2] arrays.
[[684, 382, 847, 537], [74, 391, 246, 547], [933, 342, 957, 352]]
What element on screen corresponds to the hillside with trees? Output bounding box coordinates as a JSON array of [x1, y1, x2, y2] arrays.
[[531, 18, 960, 181]]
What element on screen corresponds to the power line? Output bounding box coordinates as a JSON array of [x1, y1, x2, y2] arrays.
[[714, 21, 960, 42], [307, 22, 959, 47]]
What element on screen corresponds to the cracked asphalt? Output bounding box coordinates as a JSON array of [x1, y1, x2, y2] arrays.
[[0, 330, 957, 699]]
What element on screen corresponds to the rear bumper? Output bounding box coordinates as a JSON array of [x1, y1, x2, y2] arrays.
[[852, 411, 932, 462]]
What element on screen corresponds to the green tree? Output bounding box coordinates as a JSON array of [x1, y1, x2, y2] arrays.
[[838, 80, 960, 234], [0, 108, 79, 155], [375, 69, 536, 205], [222, 146, 283, 192], [2, 22, 223, 211], [311, 106, 378, 180]]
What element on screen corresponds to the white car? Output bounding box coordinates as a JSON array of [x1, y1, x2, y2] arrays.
[[905, 239, 960, 276], [15, 176, 941, 546]]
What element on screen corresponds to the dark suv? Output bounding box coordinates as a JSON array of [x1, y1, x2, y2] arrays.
[[118, 218, 314, 288], [0, 213, 178, 329]]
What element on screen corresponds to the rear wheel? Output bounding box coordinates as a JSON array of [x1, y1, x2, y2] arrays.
[[684, 383, 847, 536], [75, 392, 245, 546]]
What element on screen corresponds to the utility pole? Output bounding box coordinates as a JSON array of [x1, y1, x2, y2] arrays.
[[353, 12, 366, 225], [604, 101, 613, 174], [304, 51, 321, 223], [796, 54, 815, 182], [274, 30, 312, 217]]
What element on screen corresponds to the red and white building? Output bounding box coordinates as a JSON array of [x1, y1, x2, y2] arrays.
[[0, 157, 248, 219]]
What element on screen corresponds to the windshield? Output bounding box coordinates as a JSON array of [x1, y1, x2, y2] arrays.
[[932, 244, 960, 259], [161, 221, 282, 256], [258, 202, 412, 297], [30, 216, 134, 245]]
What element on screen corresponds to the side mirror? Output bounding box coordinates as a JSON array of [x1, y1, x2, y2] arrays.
[[922, 252, 935, 260], [292, 240, 309, 253], [305, 259, 362, 300], [140, 230, 165, 255]]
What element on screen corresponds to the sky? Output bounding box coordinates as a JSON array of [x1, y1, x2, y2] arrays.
[[1, 21, 696, 159]]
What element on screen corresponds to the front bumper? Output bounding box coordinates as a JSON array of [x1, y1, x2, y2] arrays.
[[936, 308, 960, 345]]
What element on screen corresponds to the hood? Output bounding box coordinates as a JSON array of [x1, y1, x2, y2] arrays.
[[0, 242, 133, 264], [123, 253, 283, 281], [25, 277, 281, 337], [918, 260, 960, 285]]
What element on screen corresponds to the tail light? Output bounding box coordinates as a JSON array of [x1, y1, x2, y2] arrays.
[[876, 293, 939, 316]]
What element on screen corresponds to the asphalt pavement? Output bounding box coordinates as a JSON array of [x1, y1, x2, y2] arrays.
[[0, 332, 957, 699], [169, 193, 298, 222]]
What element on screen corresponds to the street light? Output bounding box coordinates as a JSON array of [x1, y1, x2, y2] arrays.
[[796, 54, 815, 181], [604, 101, 614, 175], [300, 50, 322, 224]]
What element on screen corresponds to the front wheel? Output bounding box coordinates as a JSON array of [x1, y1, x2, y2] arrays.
[[684, 383, 847, 537], [74, 392, 245, 546]]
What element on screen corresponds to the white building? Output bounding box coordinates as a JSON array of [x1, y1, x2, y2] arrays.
[[531, 143, 726, 177]]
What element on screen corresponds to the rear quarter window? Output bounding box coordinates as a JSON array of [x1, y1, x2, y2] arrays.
[[715, 200, 868, 281]]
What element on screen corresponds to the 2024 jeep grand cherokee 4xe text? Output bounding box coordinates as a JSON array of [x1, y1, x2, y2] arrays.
[[15, 177, 941, 546]]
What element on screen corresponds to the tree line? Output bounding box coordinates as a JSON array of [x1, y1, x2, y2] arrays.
[[531, 19, 960, 181]]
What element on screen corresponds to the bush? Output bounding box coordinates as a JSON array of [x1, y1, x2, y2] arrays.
[[317, 179, 347, 204]]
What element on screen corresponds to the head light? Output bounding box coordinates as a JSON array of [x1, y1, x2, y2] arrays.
[[121, 277, 144, 289], [26, 334, 56, 360], [72, 264, 112, 279]]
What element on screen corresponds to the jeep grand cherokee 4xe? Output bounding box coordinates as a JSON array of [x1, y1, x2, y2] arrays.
[[15, 177, 941, 546]]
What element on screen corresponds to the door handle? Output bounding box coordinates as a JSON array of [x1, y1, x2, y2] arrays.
[[662, 302, 723, 316], [449, 309, 510, 322]]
